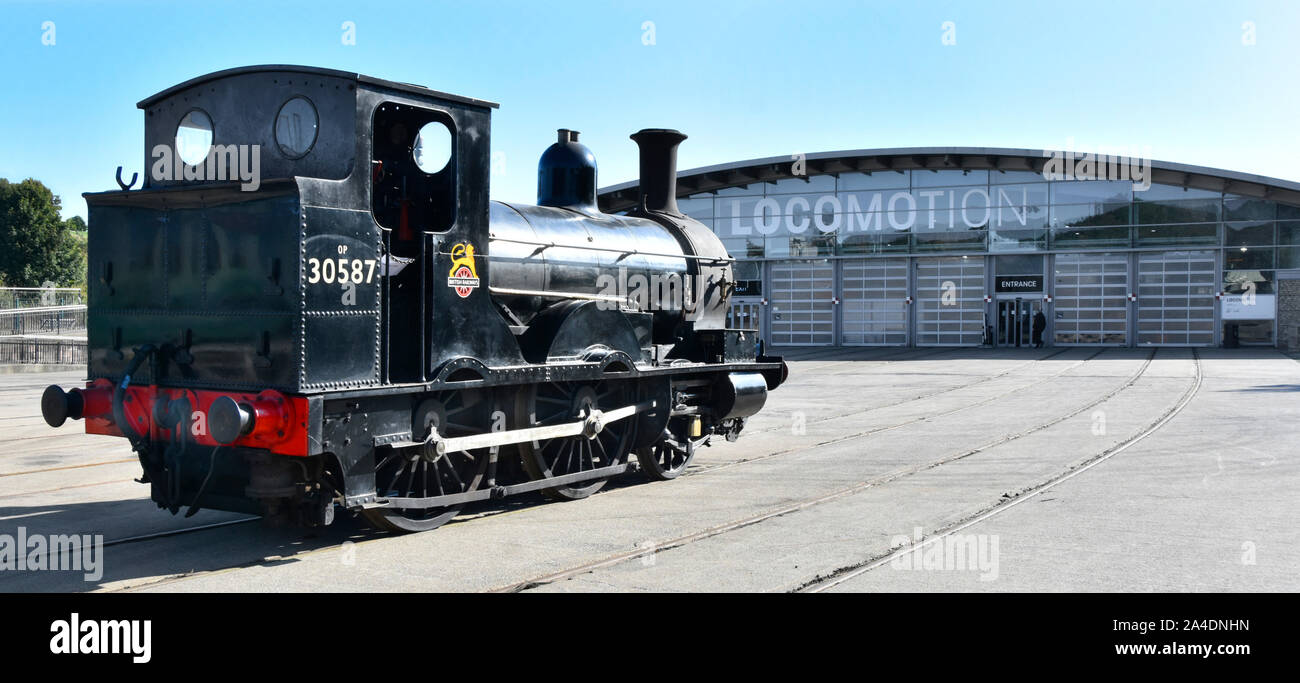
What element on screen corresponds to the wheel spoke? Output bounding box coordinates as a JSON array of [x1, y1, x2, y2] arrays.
[[446, 453, 466, 491]]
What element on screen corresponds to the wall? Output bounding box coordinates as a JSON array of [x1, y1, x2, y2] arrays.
[[1279, 278, 1300, 351]]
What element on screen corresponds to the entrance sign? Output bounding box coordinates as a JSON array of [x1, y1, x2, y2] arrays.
[[995, 275, 1043, 293]]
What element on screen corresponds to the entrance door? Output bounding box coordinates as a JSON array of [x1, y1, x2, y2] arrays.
[[728, 299, 763, 333], [996, 298, 1042, 347]]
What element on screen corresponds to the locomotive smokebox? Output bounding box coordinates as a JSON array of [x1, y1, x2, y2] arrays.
[[538, 129, 598, 213], [630, 128, 687, 216]]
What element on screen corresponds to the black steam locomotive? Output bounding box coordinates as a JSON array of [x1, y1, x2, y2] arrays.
[[39, 66, 786, 532]]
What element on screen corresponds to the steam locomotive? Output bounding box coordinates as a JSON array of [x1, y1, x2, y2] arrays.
[[39, 66, 786, 532]]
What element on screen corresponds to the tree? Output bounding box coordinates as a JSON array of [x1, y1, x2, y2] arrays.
[[0, 178, 86, 287]]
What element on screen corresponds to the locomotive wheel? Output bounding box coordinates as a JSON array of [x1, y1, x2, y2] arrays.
[[361, 390, 492, 533], [515, 380, 636, 501], [635, 432, 697, 481]]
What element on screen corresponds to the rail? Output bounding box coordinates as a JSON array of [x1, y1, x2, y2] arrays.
[[0, 305, 87, 337], [0, 336, 87, 365], [487, 236, 734, 264]]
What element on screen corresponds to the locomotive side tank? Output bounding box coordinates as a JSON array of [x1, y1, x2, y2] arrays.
[[38, 66, 787, 533]]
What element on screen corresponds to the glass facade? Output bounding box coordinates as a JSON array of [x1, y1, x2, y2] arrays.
[[663, 164, 1300, 349], [682, 170, 1300, 260]]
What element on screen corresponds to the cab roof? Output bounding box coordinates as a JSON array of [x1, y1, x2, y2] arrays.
[[136, 64, 499, 111]]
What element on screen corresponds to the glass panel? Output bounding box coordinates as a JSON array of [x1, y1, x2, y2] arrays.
[[838, 230, 910, 255], [720, 236, 766, 259], [714, 183, 763, 197], [1051, 225, 1130, 248], [991, 170, 1047, 185], [1223, 221, 1274, 247], [912, 169, 988, 187], [996, 254, 1043, 273], [175, 109, 213, 166], [274, 97, 318, 158], [1278, 220, 1300, 245], [838, 171, 909, 191], [1136, 197, 1220, 224], [992, 183, 1049, 206], [1224, 247, 1274, 270], [1279, 247, 1300, 269], [1133, 184, 1220, 201], [913, 230, 987, 252], [767, 176, 836, 194], [989, 228, 1047, 252], [678, 196, 713, 218], [1223, 196, 1276, 221], [1135, 223, 1218, 246], [1052, 202, 1130, 227], [769, 234, 835, 258], [413, 121, 452, 173], [1232, 320, 1274, 345], [1051, 180, 1133, 204], [1223, 270, 1274, 295]]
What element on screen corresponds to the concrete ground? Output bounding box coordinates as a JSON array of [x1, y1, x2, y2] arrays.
[[0, 346, 1295, 593]]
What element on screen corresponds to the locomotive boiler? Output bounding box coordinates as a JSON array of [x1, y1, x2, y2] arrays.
[[39, 65, 787, 532]]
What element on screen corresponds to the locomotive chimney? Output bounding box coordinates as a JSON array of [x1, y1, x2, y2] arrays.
[[630, 128, 687, 216], [538, 128, 598, 213]]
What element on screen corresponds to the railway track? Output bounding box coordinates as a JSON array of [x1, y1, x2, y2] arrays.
[[81, 350, 1114, 589], [487, 348, 1186, 592], [797, 348, 1203, 592], [101, 517, 261, 549], [787, 346, 956, 372], [94, 349, 1125, 577], [743, 347, 1076, 439], [12, 349, 1187, 592], [0, 457, 136, 479]]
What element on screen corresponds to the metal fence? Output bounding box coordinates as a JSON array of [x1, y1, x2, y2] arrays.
[[0, 337, 87, 365], [0, 287, 85, 309], [1, 305, 87, 336]]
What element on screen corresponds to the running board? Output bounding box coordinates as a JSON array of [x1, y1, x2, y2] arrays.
[[365, 463, 631, 510]]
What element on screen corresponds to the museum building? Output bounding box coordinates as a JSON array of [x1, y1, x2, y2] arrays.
[[599, 147, 1300, 350]]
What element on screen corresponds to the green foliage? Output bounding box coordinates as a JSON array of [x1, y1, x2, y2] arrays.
[[0, 178, 87, 287]]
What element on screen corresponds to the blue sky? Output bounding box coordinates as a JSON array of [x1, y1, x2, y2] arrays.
[[2, 0, 1299, 220]]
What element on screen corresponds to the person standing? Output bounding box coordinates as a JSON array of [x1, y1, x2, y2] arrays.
[[1032, 310, 1047, 348]]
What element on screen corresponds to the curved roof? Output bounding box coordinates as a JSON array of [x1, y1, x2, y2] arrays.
[[596, 146, 1300, 213], [137, 64, 498, 110]]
